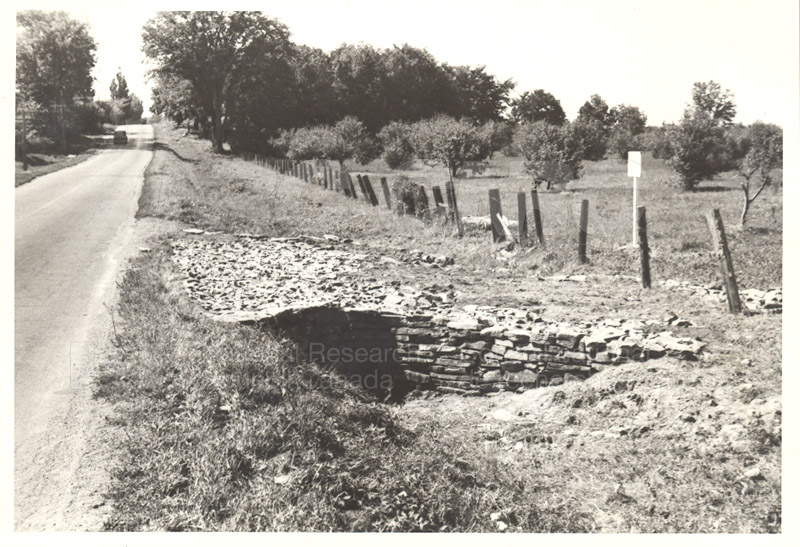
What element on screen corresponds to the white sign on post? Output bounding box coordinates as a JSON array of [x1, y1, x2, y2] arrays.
[[627, 151, 642, 177], [628, 151, 641, 245]]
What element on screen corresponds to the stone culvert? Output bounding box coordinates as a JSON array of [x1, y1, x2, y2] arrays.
[[172, 235, 706, 396]]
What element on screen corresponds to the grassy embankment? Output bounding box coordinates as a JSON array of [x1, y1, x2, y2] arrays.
[[97, 122, 781, 531]]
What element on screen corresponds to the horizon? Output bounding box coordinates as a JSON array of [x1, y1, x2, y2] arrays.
[[17, 1, 799, 127]]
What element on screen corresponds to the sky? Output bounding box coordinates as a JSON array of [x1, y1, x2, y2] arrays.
[[11, 0, 800, 125]]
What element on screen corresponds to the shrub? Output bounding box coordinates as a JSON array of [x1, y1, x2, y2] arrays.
[[322, 117, 376, 167], [478, 120, 513, 159], [377, 122, 413, 168], [390, 175, 418, 216], [287, 126, 326, 160], [607, 127, 644, 160], [572, 119, 607, 161], [513, 121, 584, 189], [665, 110, 729, 190], [409, 115, 487, 181], [642, 126, 673, 160]]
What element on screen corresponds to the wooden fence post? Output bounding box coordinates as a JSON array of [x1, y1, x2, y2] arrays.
[[517, 192, 528, 244], [347, 173, 359, 199], [706, 209, 742, 313], [416, 185, 432, 221], [432, 186, 445, 208], [323, 166, 329, 189], [363, 175, 379, 206], [446, 180, 464, 237], [578, 199, 589, 264], [380, 177, 392, 209], [637, 206, 651, 288], [339, 171, 350, 197], [489, 189, 505, 243], [530, 188, 544, 245], [356, 175, 368, 202]]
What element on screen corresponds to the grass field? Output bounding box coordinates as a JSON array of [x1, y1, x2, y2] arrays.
[[347, 152, 783, 290], [96, 121, 782, 532]]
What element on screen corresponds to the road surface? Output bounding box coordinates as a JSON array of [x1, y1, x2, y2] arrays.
[[14, 124, 153, 530]]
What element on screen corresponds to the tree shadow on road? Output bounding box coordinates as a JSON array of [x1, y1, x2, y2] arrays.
[[150, 142, 200, 163]]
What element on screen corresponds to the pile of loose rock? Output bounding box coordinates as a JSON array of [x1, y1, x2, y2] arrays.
[[660, 279, 782, 313], [172, 234, 708, 394]]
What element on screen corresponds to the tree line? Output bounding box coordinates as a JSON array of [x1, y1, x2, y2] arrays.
[[15, 9, 781, 224], [15, 11, 144, 156]]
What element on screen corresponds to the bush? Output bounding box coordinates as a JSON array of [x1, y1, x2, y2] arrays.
[[390, 176, 418, 216], [607, 127, 644, 160], [478, 120, 513, 159], [287, 126, 327, 160], [378, 122, 414, 169], [513, 121, 584, 189], [642, 126, 673, 160], [665, 110, 729, 190], [409, 115, 487, 181], [323, 117, 376, 167], [572, 119, 607, 161]]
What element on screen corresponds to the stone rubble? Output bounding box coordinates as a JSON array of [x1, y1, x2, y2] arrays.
[[172, 235, 710, 394], [659, 279, 782, 313]]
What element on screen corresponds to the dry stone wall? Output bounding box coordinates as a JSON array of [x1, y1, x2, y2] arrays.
[[173, 234, 707, 394]]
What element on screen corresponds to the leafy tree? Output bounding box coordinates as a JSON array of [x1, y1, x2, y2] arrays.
[[286, 126, 327, 160], [409, 115, 487, 181], [382, 45, 453, 123], [109, 69, 130, 100], [513, 121, 584, 189], [642, 125, 673, 159], [106, 69, 143, 124], [574, 95, 615, 160], [572, 119, 608, 161], [378, 121, 414, 168], [150, 74, 202, 130], [607, 104, 647, 158], [666, 82, 739, 190], [16, 10, 97, 152], [329, 44, 387, 132], [142, 11, 293, 153], [734, 122, 782, 225], [445, 65, 515, 123], [289, 46, 338, 127], [478, 120, 514, 159], [321, 117, 376, 167], [510, 90, 566, 125], [576, 94, 614, 130], [692, 80, 736, 125], [665, 109, 729, 190]]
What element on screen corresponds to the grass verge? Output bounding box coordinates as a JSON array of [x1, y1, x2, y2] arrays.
[[98, 246, 591, 532], [15, 148, 98, 187]]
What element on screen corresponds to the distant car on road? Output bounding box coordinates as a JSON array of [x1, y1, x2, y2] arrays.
[[113, 130, 128, 145]]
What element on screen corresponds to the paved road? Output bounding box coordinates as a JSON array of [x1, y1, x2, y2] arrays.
[[14, 124, 153, 529]]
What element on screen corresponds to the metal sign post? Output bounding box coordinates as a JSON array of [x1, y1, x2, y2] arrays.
[[628, 151, 642, 245]]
